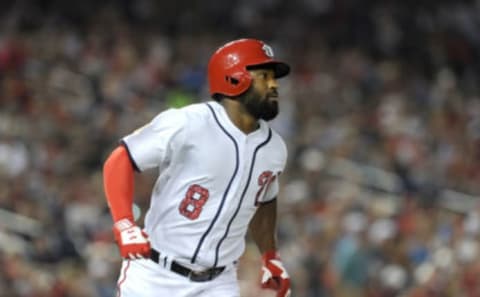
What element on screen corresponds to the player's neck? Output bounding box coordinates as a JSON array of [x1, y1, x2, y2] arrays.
[[220, 99, 259, 134]]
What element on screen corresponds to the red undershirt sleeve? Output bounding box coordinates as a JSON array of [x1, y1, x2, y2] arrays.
[[103, 145, 135, 222]]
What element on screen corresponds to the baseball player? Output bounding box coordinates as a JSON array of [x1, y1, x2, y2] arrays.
[[103, 38, 291, 297]]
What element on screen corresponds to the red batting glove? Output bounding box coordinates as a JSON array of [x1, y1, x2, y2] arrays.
[[113, 218, 151, 259], [261, 250, 291, 297]]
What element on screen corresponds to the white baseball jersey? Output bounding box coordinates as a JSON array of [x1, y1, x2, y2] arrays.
[[122, 101, 287, 269]]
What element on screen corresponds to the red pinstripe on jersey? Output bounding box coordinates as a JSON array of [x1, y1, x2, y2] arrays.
[[116, 260, 131, 297]]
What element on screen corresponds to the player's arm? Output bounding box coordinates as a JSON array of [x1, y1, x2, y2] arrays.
[[104, 109, 186, 260], [249, 198, 277, 253], [103, 145, 150, 259], [249, 198, 291, 297]]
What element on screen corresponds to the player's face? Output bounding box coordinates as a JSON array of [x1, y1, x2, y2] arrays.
[[241, 69, 279, 121]]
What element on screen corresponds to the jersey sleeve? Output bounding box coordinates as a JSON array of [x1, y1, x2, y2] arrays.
[[262, 177, 280, 203], [121, 108, 187, 172]]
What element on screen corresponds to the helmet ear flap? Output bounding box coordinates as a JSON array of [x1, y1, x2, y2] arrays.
[[225, 71, 251, 95]]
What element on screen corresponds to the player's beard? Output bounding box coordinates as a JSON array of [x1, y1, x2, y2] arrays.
[[240, 89, 279, 121]]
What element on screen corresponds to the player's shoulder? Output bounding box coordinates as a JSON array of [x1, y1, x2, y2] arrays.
[[150, 106, 187, 127], [151, 102, 210, 124], [263, 121, 286, 146], [269, 125, 285, 139], [273, 129, 288, 154], [175, 101, 215, 119], [263, 123, 288, 158]]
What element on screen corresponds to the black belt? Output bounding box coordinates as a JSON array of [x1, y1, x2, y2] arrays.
[[150, 248, 225, 282]]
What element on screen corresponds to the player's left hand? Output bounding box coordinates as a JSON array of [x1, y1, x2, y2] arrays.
[[260, 250, 291, 297]]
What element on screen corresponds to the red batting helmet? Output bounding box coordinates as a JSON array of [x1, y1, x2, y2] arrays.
[[208, 39, 290, 98]]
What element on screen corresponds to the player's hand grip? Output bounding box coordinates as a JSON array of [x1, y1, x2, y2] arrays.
[[260, 250, 291, 297], [113, 218, 151, 259]]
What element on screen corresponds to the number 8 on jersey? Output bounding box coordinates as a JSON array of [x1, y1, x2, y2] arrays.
[[179, 184, 210, 220]]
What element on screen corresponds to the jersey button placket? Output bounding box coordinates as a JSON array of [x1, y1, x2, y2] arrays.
[[206, 134, 245, 263]]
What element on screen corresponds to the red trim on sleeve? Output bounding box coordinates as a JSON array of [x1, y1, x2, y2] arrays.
[[103, 146, 135, 222]]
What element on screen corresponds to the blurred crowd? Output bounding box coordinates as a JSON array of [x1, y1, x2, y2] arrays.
[[1, 0, 480, 296]]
